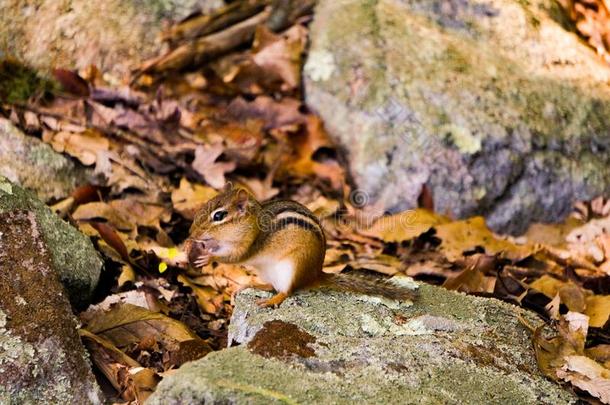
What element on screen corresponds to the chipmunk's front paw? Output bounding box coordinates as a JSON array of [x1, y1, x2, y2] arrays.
[[256, 292, 287, 308]]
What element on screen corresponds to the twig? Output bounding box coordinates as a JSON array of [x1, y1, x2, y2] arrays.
[[163, 0, 270, 43], [138, 9, 272, 75]]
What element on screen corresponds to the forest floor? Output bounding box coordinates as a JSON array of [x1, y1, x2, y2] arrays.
[[1, 0, 610, 403]]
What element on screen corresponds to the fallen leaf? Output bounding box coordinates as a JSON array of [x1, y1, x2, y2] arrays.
[[361, 209, 450, 242], [82, 302, 212, 365], [171, 177, 217, 220], [251, 25, 307, 91], [586, 295, 610, 328], [237, 176, 279, 201], [52, 68, 90, 97], [557, 355, 610, 403], [192, 143, 237, 188], [43, 129, 109, 165], [587, 345, 610, 368], [79, 329, 147, 401], [73, 202, 134, 230], [91, 222, 130, 262], [178, 274, 223, 314], [435, 217, 533, 262]]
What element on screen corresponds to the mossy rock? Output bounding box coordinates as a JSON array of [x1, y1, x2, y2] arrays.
[[149, 283, 576, 404], [0, 118, 91, 202], [304, 0, 610, 234], [0, 176, 101, 308], [0, 210, 101, 404]]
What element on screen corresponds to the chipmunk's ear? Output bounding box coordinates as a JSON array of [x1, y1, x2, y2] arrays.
[[222, 182, 233, 193], [234, 188, 249, 215]]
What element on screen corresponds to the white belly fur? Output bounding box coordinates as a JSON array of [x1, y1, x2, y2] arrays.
[[247, 256, 295, 293]]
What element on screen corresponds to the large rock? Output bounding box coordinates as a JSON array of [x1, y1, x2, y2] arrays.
[[149, 283, 576, 404], [0, 176, 102, 307], [0, 210, 102, 404], [0, 0, 223, 79], [0, 118, 90, 202], [304, 0, 610, 234]]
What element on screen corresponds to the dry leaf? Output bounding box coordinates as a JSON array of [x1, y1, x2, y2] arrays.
[[435, 217, 533, 262], [586, 295, 610, 328], [43, 129, 109, 165], [178, 274, 223, 314], [82, 302, 211, 365], [192, 143, 237, 188], [252, 25, 307, 91], [171, 177, 217, 220], [557, 355, 610, 403], [361, 209, 450, 242]]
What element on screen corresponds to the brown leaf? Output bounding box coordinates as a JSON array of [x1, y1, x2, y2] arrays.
[[283, 115, 345, 189], [178, 274, 224, 314], [192, 143, 237, 189], [171, 177, 218, 220], [91, 222, 130, 262], [73, 201, 134, 230], [81, 302, 211, 363], [587, 345, 610, 368], [43, 129, 109, 165], [79, 329, 146, 401], [556, 355, 610, 403], [52, 68, 90, 97], [533, 312, 588, 381], [442, 266, 495, 293], [251, 25, 307, 91], [226, 96, 307, 130], [237, 176, 279, 201]]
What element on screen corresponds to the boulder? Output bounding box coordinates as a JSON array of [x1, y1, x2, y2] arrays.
[[304, 0, 610, 234], [0, 210, 102, 404], [0, 0, 224, 79], [0, 118, 90, 202], [149, 282, 576, 404], [0, 176, 102, 307]]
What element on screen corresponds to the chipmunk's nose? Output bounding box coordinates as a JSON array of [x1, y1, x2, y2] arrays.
[[187, 240, 207, 266]]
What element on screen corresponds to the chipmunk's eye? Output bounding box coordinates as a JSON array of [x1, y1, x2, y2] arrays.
[[211, 209, 228, 222]]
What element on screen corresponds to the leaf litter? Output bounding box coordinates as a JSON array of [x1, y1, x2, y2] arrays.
[[1, 0, 610, 402]]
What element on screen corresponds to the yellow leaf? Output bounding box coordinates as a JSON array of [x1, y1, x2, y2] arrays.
[[435, 216, 533, 261], [171, 177, 217, 220], [158, 262, 168, 273], [586, 295, 610, 328], [361, 209, 450, 242]]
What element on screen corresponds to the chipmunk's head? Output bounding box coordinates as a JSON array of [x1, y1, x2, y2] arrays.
[[187, 183, 261, 264]]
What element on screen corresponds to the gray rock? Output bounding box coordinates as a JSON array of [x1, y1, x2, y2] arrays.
[[149, 282, 576, 404], [0, 210, 102, 404], [0, 118, 90, 202], [0, 176, 102, 308], [0, 0, 224, 79], [304, 0, 610, 234]]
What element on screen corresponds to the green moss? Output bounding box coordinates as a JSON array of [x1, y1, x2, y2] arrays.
[[0, 59, 57, 103], [0, 176, 101, 308], [151, 284, 575, 404]]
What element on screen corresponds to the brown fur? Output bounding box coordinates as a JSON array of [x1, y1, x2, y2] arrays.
[[319, 273, 418, 302]]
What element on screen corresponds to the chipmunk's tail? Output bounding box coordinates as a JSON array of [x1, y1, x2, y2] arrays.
[[319, 273, 418, 302]]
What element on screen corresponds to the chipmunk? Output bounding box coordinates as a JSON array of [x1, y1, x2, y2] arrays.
[[185, 184, 418, 307]]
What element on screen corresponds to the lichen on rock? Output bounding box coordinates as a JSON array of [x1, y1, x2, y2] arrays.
[[149, 284, 576, 404], [0, 176, 101, 308], [0, 118, 91, 202], [0, 210, 101, 404], [304, 0, 610, 234]]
